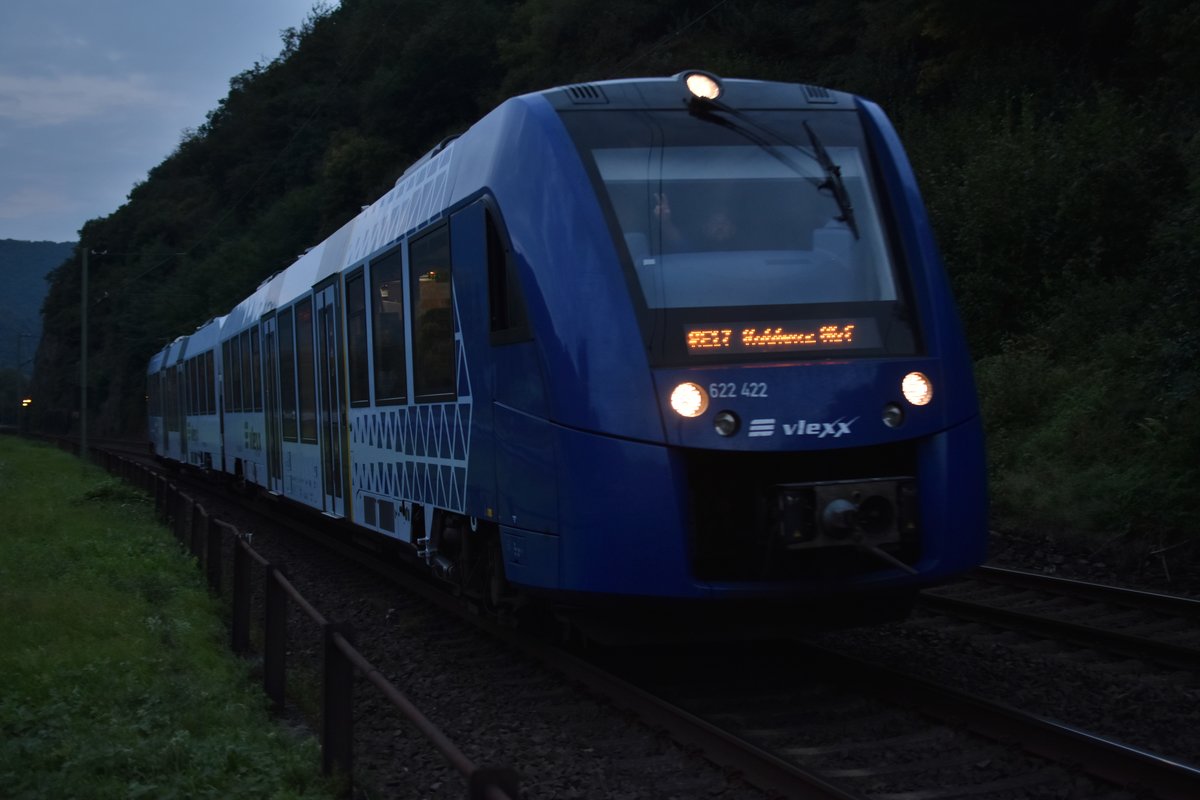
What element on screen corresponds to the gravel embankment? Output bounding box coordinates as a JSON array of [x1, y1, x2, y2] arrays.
[[206, 488, 1200, 797], [209, 497, 770, 800], [815, 528, 1200, 767]]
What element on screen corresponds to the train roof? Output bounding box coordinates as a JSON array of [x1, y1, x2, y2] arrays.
[[188, 315, 226, 352], [540, 72, 857, 112]]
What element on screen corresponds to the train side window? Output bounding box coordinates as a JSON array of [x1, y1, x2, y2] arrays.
[[371, 247, 407, 404], [230, 336, 243, 413], [205, 350, 215, 415], [222, 341, 232, 412], [410, 224, 455, 401], [346, 269, 370, 407], [278, 307, 298, 442], [240, 330, 252, 413], [198, 357, 205, 414], [195, 356, 204, 415], [199, 355, 208, 416], [486, 207, 530, 343], [250, 328, 262, 412], [166, 367, 177, 431], [295, 298, 318, 444], [185, 358, 194, 415]]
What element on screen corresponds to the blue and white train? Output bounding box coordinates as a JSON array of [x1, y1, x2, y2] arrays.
[[148, 72, 987, 628]]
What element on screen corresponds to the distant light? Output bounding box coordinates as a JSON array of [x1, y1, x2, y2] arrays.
[[21, 397, 32, 407], [670, 382, 709, 418], [901, 372, 933, 406], [684, 71, 722, 101]]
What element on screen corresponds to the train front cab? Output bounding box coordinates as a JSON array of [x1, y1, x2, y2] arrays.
[[485, 74, 987, 619]]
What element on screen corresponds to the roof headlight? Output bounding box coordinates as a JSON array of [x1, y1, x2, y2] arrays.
[[901, 372, 933, 406], [670, 382, 709, 418], [683, 71, 722, 101]]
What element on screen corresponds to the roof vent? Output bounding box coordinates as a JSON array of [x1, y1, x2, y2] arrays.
[[802, 84, 837, 104], [565, 83, 608, 105]]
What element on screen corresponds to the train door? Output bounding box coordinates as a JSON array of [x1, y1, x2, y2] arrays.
[[314, 279, 347, 517], [261, 314, 284, 494]]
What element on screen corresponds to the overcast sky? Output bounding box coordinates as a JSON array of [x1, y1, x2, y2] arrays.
[[0, 0, 333, 244]]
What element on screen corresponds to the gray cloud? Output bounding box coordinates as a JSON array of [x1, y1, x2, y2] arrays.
[[0, 73, 166, 127]]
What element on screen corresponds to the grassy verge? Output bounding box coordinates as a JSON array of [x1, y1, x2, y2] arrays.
[[0, 436, 337, 799]]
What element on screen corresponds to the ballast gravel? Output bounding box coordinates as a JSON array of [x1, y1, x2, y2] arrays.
[[203, 491, 1200, 798]]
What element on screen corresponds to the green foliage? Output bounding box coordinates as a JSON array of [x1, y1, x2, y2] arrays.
[[76, 477, 151, 507], [0, 436, 336, 799], [908, 92, 1186, 356], [25, 0, 1200, 546]]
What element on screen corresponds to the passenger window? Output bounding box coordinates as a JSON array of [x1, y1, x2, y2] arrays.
[[278, 307, 298, 442], [346, 270, 370, 406], [167, 367, 179, 431], [187, 358, 196, 415], [295, 298, 318, 443], [230, 337, 243, 413], [198, 356, 206, 416], [205, 350, 215, 415], [410, 225, 455, 401], [371, 248, 407, 404], [222, 341, 233, 412], [250, 328, 262, 412], [240, 331, 252, 413]]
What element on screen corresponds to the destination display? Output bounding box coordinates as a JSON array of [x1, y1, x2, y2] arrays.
[[685, 318, 881, 355]]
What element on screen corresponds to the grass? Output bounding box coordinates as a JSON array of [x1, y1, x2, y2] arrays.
[[0, 436, 338, 799]]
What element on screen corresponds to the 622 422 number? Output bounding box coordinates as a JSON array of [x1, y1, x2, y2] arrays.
[[709, 382, 768, 398]]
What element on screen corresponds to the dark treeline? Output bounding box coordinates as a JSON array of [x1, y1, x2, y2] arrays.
[[31, 0, 1200, 547]]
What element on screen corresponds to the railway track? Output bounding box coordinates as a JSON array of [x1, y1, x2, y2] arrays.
[[95, 445, 1200, 798], [588, 637, 1200, 800], [919, 566, 1200, 671]]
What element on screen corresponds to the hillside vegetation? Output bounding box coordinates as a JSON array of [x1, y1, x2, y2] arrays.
[[29, 0, 1200, 551]]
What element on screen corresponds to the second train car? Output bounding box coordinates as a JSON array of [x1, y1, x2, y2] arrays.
[[148, 71, 987, 627]]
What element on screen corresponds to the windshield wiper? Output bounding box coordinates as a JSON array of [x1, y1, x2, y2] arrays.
[[688, 103, 817, 183], [687, 100, 860, 239], [802, 121, 859, 239]]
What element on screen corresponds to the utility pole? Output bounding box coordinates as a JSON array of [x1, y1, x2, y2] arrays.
[[81, 248, 88, 460], [16, 332, 26, 431]]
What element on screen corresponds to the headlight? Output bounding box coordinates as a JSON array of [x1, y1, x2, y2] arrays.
[[670, 382, 709, 418], [901, 372, 933, 406]]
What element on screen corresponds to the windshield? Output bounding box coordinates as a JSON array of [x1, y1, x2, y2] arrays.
[[560, 108, 919, 362]]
